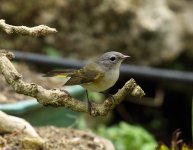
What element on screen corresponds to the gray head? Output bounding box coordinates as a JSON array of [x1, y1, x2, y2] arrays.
[[96, 51, 130, 70]]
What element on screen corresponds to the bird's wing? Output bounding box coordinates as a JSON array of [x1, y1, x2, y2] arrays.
[[43, 69, 76, 78], [65, 63, 104, 85]]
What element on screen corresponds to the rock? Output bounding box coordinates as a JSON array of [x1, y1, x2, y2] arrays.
[[167, 0, 193, 58], [0, 0, 192, 65]]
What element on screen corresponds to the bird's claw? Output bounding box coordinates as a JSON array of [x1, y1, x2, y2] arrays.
[[87, 100, 93, 115]]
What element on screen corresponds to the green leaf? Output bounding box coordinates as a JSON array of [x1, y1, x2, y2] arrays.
[[96, 122, 157, 150], [43, 47, 61, 58]]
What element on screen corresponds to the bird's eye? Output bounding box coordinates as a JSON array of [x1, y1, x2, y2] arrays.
[[110, 56, 116, 61]]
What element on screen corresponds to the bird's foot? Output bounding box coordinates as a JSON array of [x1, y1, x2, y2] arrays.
[[87, 100, 93, 115]]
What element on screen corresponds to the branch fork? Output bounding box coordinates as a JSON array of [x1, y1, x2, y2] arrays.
[[0, 50, 145, 116], [0, 19, 145, 116]]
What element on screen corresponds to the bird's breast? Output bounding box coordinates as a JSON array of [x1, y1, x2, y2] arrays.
[[81, 69, 119, 92]]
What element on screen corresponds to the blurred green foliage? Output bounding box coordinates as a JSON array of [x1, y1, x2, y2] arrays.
[[96, 122, 157, 150], [43, 46, 61, 58], [156, 128, 192, 150], [156, 143, 190, 150]]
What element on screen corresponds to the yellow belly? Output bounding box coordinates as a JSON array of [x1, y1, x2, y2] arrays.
[[81, 69, 119, 92]]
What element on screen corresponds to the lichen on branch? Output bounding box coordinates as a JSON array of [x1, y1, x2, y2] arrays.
[[0, 50, 145, 116], [0, 19, 57, 37]]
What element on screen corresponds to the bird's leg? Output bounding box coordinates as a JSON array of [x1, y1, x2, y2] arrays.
[[86, 90, 92, 114], [100, 92, 116, 103]]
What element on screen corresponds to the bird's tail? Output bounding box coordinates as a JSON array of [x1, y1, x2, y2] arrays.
[[43, 69, 76, 78]]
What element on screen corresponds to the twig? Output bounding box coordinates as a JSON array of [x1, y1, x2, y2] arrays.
[[0, 111, 43, 149], [0, 19, 57, 37], [0, 50, 145, 116], [0, 111, 41, 139]]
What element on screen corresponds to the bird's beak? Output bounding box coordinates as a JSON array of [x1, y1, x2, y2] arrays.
[[122, 55, 130, 59]]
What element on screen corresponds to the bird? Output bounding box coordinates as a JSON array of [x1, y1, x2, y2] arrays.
[[43, 51, 130, 113]]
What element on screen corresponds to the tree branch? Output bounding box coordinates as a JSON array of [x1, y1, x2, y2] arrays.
[[0, 111, 43, 149], [0, 19, 57, 37], [0, 50, 145, 116]]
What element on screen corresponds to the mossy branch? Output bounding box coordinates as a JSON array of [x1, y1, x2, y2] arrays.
[[0, 50, 145, 116], [0, 19, 57, 37]]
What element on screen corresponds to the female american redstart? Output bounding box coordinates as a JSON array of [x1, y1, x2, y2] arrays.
[[43, 51, 130, 112]]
